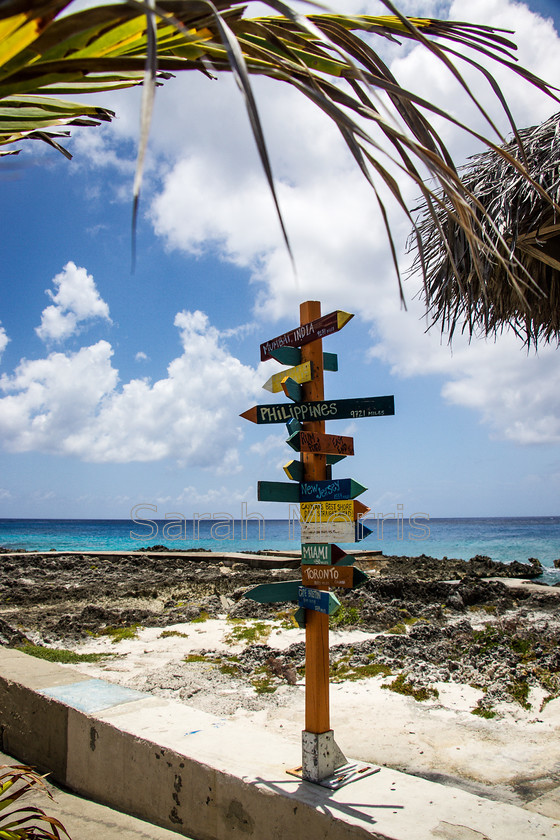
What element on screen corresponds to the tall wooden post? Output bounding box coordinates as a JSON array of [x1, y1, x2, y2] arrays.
[[299, 301, 330, 735]]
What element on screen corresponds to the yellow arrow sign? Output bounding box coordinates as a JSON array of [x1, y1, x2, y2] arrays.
[[262, 360, 313, 393], [300, 500, 370, 522]]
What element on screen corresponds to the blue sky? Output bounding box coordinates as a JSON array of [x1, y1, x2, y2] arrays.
[[0, 0, 559, 521]]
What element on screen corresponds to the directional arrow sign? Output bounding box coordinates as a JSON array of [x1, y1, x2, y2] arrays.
[[262, 361, 312, 394], [283, 459, 303, 482], [281, 376, 302, 403], [240, 396, 394, 425], [300, 500, 370, 522], [260, 311, 353, 361], [301, 565, 369, 589], [300, 520, 373, 544], [286, 418, 302, 435], [270, 347, 338, 371], [257, 481, 299, 502], [301, 564, 353, 588], [243, 580, 300, 604], [257, 478, 367, 503], [301, 543, 350, 565], [298, 586, 341, 615], [300, 478, 367, 502], [287, 430, 354, 457]]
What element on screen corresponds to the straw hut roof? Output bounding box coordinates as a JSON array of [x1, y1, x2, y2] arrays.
[[409, 112, 560, 345]]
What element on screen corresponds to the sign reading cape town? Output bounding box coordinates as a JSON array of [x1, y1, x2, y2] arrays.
[[240, 395, 394, 425]]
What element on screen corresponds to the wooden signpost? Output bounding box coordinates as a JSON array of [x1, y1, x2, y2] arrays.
[[241, 300, 394, 786]]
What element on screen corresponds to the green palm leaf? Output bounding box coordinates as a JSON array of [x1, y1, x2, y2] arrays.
[[0, 0, 558, 311]]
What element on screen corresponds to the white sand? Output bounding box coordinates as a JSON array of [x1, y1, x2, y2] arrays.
[[56, 616, 560, 808]]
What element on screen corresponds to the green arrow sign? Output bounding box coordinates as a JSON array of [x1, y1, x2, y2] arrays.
[[270, 347, 338, 371], [244, 580, 300, 604]]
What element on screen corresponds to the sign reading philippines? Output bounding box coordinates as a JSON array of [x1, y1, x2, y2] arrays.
[[240, 395, 394, 425]]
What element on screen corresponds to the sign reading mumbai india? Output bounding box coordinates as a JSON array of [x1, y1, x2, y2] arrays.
[[260, 310, 353, 361]]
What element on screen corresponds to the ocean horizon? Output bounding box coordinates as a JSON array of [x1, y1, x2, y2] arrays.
[[1, 515, 559, 582]]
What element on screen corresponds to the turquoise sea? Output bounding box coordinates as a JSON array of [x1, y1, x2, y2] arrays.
[[0, 516, 559, 583]]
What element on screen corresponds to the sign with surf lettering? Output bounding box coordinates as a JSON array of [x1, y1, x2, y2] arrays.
[[260, 310, 353, 361], [240, 395, 394, 425], [287, 430, 354, 457]]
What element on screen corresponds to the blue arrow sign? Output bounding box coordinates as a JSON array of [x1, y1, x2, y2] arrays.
[[298, 586, 340, 615]]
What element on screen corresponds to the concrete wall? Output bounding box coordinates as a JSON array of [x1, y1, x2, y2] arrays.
[[1, 647, 559, 840]]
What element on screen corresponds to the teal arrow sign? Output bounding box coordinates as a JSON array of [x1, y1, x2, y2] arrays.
[[270, 348, 338, 371], [244, 580, 300, 604], [257, 478, 367, 503]]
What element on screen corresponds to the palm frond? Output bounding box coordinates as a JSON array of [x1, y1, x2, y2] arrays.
[[0, 0, 559, 314], [408, 112, 560, 345]]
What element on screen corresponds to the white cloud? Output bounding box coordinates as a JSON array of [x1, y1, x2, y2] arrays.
[[148, 0, 560, 446], [0, 324, 9, 360], [36, 262, 111, 342], [0, 309, 261, 465], [135, 351, 149, 362], [61, 1, 560, 447]]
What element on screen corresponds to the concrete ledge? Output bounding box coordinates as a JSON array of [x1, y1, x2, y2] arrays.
[[1, 648, 559, 840]]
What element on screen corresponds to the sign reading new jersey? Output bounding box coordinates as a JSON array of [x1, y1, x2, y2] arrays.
[[240, 396, 394, 425]]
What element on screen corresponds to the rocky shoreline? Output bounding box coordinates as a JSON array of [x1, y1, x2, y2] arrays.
[[2, 547, 560, 807], [1, 548, 559, 713]]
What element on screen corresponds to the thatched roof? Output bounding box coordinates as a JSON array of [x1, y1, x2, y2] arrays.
[[409, 111, 560, 345]]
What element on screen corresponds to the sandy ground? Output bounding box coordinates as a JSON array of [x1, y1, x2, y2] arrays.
[[54, 615, 560, 811]]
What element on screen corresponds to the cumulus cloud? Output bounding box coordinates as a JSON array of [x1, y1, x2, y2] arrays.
[[36, 262, 111, 342], [54, 1, 560, 447], [0, 324, 9, 360], [0, 309, 261, 464], [147, 0, 560, 445]]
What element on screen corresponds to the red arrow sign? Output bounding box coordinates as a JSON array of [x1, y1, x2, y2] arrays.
[[287, 429, 354, 456], [260, 310, 353, 361]]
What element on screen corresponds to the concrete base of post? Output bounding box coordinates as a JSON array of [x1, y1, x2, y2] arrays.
[[301, 730, 347, 783]]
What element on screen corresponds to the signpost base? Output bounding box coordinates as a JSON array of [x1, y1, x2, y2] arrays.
[[288, 733, 380, 789], [300, 730, 347, 783]]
